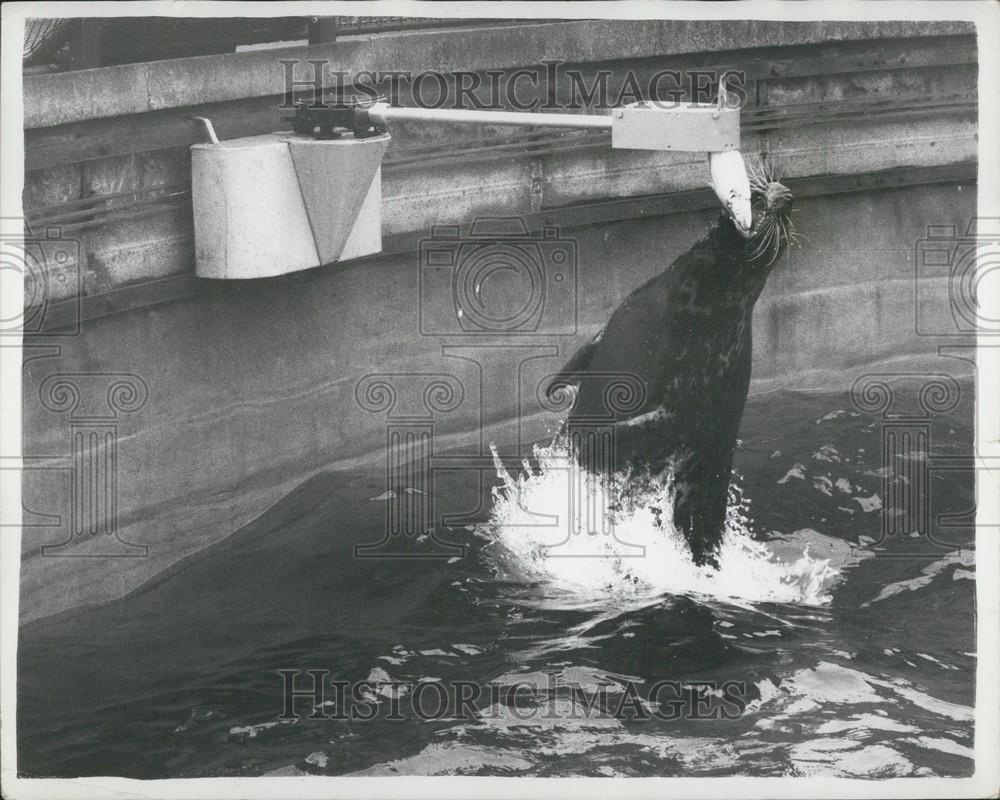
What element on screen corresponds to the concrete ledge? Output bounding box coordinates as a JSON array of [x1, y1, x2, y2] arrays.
[[24, 36, 977, 171], [23, 19, 974, 128]]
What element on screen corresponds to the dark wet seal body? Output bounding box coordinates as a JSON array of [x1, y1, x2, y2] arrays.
[[550, 167, 796, 567]]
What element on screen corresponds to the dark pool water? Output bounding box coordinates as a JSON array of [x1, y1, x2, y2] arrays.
[[18, 383, 976, 778]]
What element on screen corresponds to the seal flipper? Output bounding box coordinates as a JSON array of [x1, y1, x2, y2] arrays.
[[670, 448, 735, 568], [546, 330, 603, 400]]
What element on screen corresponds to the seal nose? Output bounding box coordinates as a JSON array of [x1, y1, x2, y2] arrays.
[[765, 182, 793, 214]]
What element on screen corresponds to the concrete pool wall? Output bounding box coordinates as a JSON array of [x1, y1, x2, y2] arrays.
[[18, 20, 979, 622]]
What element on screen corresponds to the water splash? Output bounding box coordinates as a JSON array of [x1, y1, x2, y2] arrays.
[[483, 438, 843, 606]]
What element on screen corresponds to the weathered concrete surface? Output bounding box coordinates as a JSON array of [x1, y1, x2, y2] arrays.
[[20, 180, 975, 623], [23, 20, 974, 128]]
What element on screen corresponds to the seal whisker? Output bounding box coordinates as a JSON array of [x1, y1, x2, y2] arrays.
[[779, 221, 793, 255], [768, 227, 782, 264], [746, 158, 759, 185], [762, 226, 777, 265], [745, 154, 769, 192], [760, 158, 772, 184], [749, 222, 774, 258], [748, 231, 769, 259], [749, 218, 776, 259]]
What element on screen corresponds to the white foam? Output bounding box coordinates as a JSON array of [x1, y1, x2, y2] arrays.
[[483, 439, 848, 607]]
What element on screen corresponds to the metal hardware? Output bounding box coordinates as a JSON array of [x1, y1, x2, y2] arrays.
[[366, 102, 613, 131], [188, 115, 219, 145], [286, 99, 738, 151], [284, 96, 388, 140]]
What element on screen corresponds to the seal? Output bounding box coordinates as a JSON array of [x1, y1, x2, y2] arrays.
[[549, 159, 796, 567]]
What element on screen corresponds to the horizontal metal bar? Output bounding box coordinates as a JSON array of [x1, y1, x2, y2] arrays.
[[368, 102, 612, 131], [384, 98, 976, 170], [30, 162, 977, 333]]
